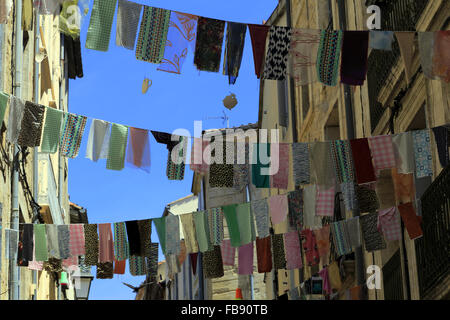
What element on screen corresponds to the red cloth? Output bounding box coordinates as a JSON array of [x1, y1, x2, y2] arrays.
[[432, 30, 450, 83], [256, 236, 272, 273], [398, 202, 423, 240], [340, 31, 369, 85], [98, 223, 114, 263], [190, 253, 198, 275], [248, 24, 270, 79], [350, 138, 376, 184], [301, 229, 319, 267], [113, 259, 126, 274]]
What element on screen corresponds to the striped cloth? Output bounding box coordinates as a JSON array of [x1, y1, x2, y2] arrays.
[[85, 0, 117, 52], [179, 213, 199, 253], [69, 224, 85, 256], [106, 123, 129, 171], [220, 239, 235, 266], [136, 6, 171, 63], [60, 113, 87, 158], [330, 140, 355, 184], [116, 0, 142, 50], [129, 255, 147, 276], [40, 107, 64, 153], [317, 30, 343, 86], [340, 182, 357, 212], [207, 207, 224, 245], [331, 221, 352, 257], [113, 222, 130, 261], [292, 143, 310, 185]]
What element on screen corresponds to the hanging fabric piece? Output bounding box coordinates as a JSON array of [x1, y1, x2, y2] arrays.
[[391, 168, 415, 205], [223, 204, 241, 248], [350, 138, 377, 184], [106, 123, 128, 171], [269, 194, 288, 225], [284, 231, 303, 270], [375, 169, 396, 210], [392, 132, 415, 174], [84, 224, 99, 266], [318, 268, 332, 295], [418, 32, 438, 80], [157, 12, 198, 74], [412, 129, 433, 178], [236, 202, 256, 246], [147, 243, 159, 279], [153, 217, 166, 255], [220, 239, 235, 266], [116, 0, 142, 50], [317, 30, 343, 86], [288, 29, 321, 86], [207, 207, 224, 246], [85, 119, 111, 162], [137, 219, 152, 257], [65, 34, 84, 79], [85, 0, 117, 52], [398, 202, 423, 240], [360, 212, 386, 252], [0, 0, 12, 24], [301, 229, 320, 266], [166, 135, 187, 180], [69, 224, 85, 257], [251, 198, 270, 238], [377, 207, 401, 241], [252, 143, 271, 188], [126, 127, 151, 173], [17, 102, 45, 147], [432, 30, 450, 83], [178, 240, 187, 266], [310, 142, 334, 187], [96, 262, 114, 279], [59, 0, 83, 38], [315, 185, 335, 217], [432, 126, 449, 168], [330, 140, 355, 184], [5, 229, 19, 262], [129, 255, 147, 276], [303, 185, 322, 229], [369, 31, 394, 51], [57, 225, 70, 260], [60, 113, 87, 158], [113, 222, 129, 261], [346, 217, 361, 248], [313, 225, 330, 261], [22, 224, 34, 263], [136, 6, 171, 63], [287, 190, 303, 231], [292, 143, 311, 186], [203, 245, 224, 279], [193, 211, 212, 253], [190, 253, 198, 275], [356, 184, 380, 213], [223, 22, 247, 84], [263, 26, 292, 80], [165, 213, 181, 255], [113, 259, 126, 274], [209, 141, 234, 188], [340, 31, 369, 85], [340, 181, 357, 212], [63, 255, 79, 268], [270, 143, 289, 189], [248, 24, 269, 79], [190, 138, 210, 174], [179, 213, 199, 253], [167, 254, 180, 275], [193, 17, 225, 72], [98, 223, 114, 263], [125, 220, 141, 256], [271, 233, 286, 270], [331, 221, 352, 257], [40, 107, 64, 153], [46, 225, 60, 259], [256, 236, 272, 273], [238, 242, 254, 275], [33, 224, 48, 262], [17, 226, 29, 266], [0, 92, 9, 125], [395, 32, 416, 84], [327, 261, 342, 291], [6, 96, 25, 144], [368, 135, 396, 175]]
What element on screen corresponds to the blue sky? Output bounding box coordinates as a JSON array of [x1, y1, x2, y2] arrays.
[[68, 0, 277, 300]]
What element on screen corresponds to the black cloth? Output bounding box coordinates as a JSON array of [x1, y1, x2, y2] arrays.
[[64, 35, 83, 79], [22, 224, 34, 263], [432, 126, 449, 168], [151, 131, 180, 152], [125, 220, 142, 256]]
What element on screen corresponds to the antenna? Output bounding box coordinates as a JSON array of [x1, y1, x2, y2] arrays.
[[204, 110, 230, 128]]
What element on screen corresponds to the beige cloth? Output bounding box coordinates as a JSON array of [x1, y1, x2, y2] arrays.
[[327, 261, 342, 291], [179, 213, 199, 254], [392, 132, 415, 174], [0, 0, 12, 24], [375, 169, 396, 210], [22, 0, 33, 30], [395, 32, 415, 85], [310, 142, 334, 187], [303, 184, 322, 229]]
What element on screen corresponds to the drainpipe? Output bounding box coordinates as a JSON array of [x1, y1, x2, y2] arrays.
[[10, 0, 23, 301]]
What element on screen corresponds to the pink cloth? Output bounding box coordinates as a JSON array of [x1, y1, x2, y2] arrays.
[[220, 239, 235, 266], [368, 135, 396, 174], [269, 194, 289, 224], [98, 223, 114, 263], [270, 143, 289, 189], [69, 224, 85, 256], [63, 255, 79, 268], [284, 231, 303, 270], [315, 185, 335, 217], [319, 268, 332, 295], [28, 235, 44, 271], [238, 242, 254, 275], [377, 207, 401, 241], [126, 127, 151, 173], [190, 138, 210, 174]]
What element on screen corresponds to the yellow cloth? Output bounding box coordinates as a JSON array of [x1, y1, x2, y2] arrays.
[[22, 0, 33, 30], [179, 213, 199, 253]]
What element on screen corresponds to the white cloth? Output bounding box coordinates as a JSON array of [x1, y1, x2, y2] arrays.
[[6, 96, 25, 144], [392, 132, 415, 174], [303, 184, 322, 229], [46, 224, 60, 259], [0, 0, 12, 23], [34, 0, 63, 15], [418, 32, 438, 80], [116, 0, 142, 50], [85, 119, 111, 162]]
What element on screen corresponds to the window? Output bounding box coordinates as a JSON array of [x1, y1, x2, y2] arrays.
[[324, 102, 340, 140], [301, 85, 310, 121]]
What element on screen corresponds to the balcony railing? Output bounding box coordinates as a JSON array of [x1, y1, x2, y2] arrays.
[[382, 250, 404, 300], [366, 0, 430, 132], [415, 165, 450, 299]]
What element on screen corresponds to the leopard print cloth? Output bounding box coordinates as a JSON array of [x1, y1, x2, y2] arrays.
[[84, 224, 99, 266]]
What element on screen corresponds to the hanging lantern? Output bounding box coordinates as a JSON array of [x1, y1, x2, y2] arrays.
[[223, 93, 238, 110]]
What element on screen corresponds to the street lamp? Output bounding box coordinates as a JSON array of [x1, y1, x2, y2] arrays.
[[74, 270, 94, 300]]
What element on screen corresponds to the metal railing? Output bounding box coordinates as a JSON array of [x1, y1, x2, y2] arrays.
[[415, 165, 450, 299], [382, 249, 404, 300], [366, 0, 430, 132]]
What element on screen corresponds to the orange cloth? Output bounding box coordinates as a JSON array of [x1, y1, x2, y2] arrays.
[[391, 168, 416, 205], [178, 240, 187, 266], [350, 286, 361, 300], [398, 202, 423, 240], [126, 127, 151, 172], [313, 225, 330, 261], [432, 30, 450, 83], [113, 259, 126, 274]]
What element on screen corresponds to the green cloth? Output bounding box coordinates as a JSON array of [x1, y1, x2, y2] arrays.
[[252, 143, 271, 188], [107, 123, 129, 171], [34, 224, 48, 262], [193, 211, 212, 253], [223, 204, 241, 248], [0, 92, 9, 126], [85, 0, 117, 52], [152, 217, 166, 255], [236, 203, 256, 246], [40, 107, 64, 153]]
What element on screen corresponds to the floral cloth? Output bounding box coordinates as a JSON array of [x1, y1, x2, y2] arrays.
[[194, 17, 225, 72], [412, 129, 433, 178]]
